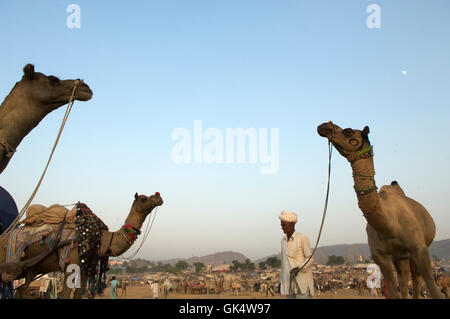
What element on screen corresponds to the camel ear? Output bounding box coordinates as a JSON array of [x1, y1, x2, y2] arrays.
[[135, 192, 139, 200], [23, 64, 35, 80], [362, 126, 370, 136]]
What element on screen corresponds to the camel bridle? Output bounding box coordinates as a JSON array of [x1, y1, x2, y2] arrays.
[[326, 122, 377, 197]]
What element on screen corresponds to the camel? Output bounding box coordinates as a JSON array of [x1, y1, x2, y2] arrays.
[[0, 192, 163, 298], [119, 279, 128, 297], [436, 273, 450, 298], [0, 64, 93, 174], [106, 278, 128, 297], [317, 122, 444, 299], [358, 277, 370, 296]]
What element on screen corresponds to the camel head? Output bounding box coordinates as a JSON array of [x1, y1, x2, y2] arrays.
[[19, 64, 93, 110], [317, 122, 371, 159], [132, 192, 163, 217]]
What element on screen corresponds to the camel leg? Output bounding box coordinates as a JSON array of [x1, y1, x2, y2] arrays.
[[442, 287, 449, 299], [411, 247, 443, 299], [73, 274, 87, 299], [409, 259, 424, 299], [393, 258, 410, 299], [372, 254, 400, 299], [61, 272, 72, 299], [61, 261, 81, 299], [61, 264, 79, 299]]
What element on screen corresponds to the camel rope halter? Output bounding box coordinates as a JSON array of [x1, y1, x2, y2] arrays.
[[0, 80, 81, 243]]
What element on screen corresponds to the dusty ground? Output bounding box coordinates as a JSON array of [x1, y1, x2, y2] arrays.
[[96, 286, 383, 299]]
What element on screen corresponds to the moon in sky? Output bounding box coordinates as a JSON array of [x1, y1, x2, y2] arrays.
[[402, 70, 407, 75]]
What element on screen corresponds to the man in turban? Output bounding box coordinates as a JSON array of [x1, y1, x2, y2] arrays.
[[279, 210, 315, 299]]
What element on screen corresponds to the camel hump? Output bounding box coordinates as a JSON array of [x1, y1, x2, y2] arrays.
[[390, 181, 406, 197], [379, 181, 406, 198]]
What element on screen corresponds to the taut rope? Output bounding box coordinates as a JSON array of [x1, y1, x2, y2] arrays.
[[290, 140, 333, 293], [0, 80, 81, 243]]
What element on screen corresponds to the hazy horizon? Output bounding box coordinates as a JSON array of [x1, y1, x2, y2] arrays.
[[1, 1, 449, 261], [121, 237, 450, 264]]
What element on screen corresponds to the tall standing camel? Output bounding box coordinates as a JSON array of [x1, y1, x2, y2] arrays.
[[0, 192, 163, 298], [317, 122, 443, 299], [0, 64, 93, 174]]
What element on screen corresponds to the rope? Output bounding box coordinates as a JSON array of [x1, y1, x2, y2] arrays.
[[289, 140, 333, 293], [0, 81, 80, 243], [119, 207, 158, 260]]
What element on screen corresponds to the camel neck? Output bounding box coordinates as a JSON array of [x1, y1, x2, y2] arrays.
[[350, 153, 391, 234], [0, 88, 48, 147], [350, 153, 376, 206], [99, 205, 148, 257], [123, 206, 146, 231]]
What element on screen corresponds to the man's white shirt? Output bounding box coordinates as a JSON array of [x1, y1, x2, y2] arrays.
[[280, 231, 315, 296]]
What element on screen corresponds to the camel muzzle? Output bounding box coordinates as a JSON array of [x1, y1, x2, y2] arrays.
[[317, 123, 333, 137], [75, 81, 93, 101]]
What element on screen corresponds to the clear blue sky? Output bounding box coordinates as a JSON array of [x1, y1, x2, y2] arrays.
[[1, 1, 449, 261]]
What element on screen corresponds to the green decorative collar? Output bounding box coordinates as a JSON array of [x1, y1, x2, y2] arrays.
[[347, 146, 373, 163]]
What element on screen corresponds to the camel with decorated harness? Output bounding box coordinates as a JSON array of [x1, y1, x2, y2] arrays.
[[0, 192, 163, 298], [317, 122, 444, 299]]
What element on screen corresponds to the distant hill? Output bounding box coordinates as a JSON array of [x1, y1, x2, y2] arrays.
[[429, 239, 450, 260], [255, 239, 450, 265], [144, 239, 449, 267], [155, 251, 249, 266]]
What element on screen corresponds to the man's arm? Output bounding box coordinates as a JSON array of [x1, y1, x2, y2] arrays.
[[299, 234, 313, 272], [289, 234, 312, 276]]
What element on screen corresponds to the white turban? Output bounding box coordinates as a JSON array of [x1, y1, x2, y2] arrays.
[[279, 210, 298, 224]]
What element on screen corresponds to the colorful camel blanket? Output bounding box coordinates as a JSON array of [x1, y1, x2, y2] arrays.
[[5, 224, 76, 271], [2, 202, 109, 296]]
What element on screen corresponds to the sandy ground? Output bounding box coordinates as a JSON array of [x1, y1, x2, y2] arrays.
[[95, 286, 384, 299]]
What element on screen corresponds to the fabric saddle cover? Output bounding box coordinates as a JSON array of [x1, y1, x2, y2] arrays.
[[21, 204, 77, 226], [5, 224, 75, 272]]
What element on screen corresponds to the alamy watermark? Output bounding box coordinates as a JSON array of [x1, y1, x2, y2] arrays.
[[171, 120, 279, 175], [366, 4, 381, 29], [64, 4, 380, 30], [66, 4, 81, 29], [66, 263, 81, 289]]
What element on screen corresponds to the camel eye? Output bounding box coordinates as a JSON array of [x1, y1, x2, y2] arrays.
[[349, 139, 359, 146], [343, 128, 354, 137]]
